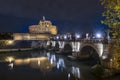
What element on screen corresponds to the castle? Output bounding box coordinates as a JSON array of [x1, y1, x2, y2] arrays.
[[13, 17, 57, 40]]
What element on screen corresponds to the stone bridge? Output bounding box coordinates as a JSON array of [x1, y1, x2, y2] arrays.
[[46, 39, 109, 60]]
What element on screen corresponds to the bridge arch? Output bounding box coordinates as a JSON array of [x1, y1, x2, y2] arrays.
[[63, 43, 72, 55], [80, 44, 99, 55], [79, 44, 101, 65]]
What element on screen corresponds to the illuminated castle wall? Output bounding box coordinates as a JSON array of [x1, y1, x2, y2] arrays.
[[13, 17, 57, 40]]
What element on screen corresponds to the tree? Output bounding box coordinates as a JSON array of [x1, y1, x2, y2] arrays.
[[101, 0, 120, 38], [101, 0, 120, 70]]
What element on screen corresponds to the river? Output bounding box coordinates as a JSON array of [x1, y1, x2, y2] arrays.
[[0, 50, 100, 80]]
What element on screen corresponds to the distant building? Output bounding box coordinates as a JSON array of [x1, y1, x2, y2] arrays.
[[13, 17, 57, 40]]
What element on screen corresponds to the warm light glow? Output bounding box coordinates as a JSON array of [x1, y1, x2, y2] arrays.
[[13, 18, 58, 40], [5, 56, 15, 63], [14, 59, 25, 65], [51, 26, 57, 35], [29, 20, 57, 35], [5, 56, 57, 72], [7, 40, 14, 45]]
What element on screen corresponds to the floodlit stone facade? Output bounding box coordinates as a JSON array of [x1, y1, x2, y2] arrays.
[[13, 17, 57, 40]]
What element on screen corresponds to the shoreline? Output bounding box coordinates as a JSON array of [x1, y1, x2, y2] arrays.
[[0, 48, 33, 53]]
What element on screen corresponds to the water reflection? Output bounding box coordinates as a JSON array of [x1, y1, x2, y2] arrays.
[[71, 66, 80, 79], [57, 58, 66, 70], [1, 51, 83, 80], [13, 57, 55, 72], [68, 73, 71, 80], [46, 52, 50, 59], [50, 54, 56, 64], [31, 51, 46, 57], [8, 62, 14, 69], [5, 56, 15, 63]]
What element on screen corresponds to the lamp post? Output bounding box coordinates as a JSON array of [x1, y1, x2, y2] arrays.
[[75, 34, 80, 40]]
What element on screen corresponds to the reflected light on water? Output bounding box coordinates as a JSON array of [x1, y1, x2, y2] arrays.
[[14, 59, 27, 65], [13, 57, 56, 72], [0, 51, 98, 80], [8, 62, 14, 69], [7, 40, 14, 45], [57, 58, 66, 69], [50, 54, 56, 64], [68, 73, 71, 80], [5, 56, 15, 63], [71, 66, 80, 79], [46, 52, 50, 59], [38, 60, 40, 65]]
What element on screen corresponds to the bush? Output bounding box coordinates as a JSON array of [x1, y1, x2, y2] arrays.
[[91, 64, 105, 79]]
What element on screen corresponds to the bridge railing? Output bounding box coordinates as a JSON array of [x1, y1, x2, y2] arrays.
[[49, 38, 105, 43]]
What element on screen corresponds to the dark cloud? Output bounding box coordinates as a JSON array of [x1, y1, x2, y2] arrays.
[[0, 0, 104, 33]]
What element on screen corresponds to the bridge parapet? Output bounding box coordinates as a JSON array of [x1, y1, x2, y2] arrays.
[[50, 38, 104, 43], [47, 39, 110, 59]]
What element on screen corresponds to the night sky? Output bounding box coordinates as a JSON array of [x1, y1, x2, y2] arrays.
[[0, 0, 106, 33]]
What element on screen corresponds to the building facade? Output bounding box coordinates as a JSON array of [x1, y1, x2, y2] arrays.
[[13, 17, 57, 40]]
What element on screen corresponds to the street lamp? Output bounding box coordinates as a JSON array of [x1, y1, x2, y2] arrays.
[[64, 35, 67, 40], [75, 34, 80, 40], [96, 33, 102, 38], [56, 36, 59, 40]]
